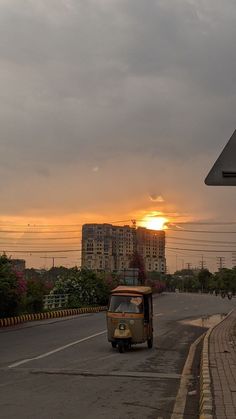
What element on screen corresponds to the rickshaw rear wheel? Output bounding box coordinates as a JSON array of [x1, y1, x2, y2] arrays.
[[147, 337, 153, 349], [111, 342, 116, 348]]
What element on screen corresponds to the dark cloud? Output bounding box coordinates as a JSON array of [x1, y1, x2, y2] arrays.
[[0, 0, 236, 218]]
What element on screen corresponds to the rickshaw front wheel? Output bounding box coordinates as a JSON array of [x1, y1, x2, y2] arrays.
[[147, 337, 153, 349], [118, 341, 125, 353]]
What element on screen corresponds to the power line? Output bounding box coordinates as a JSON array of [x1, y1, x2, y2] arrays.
[[0, 236, 81, 240], [169, 221, 236, 225], [167, 250, 219, 261], [2, 233, 236, 244], [0, 219, 132, 228], [167, 241, 236, 248], [0, 243, 81, 248], [167, 246, 236, 253], [167, 228, 236, 234], [166, 235, 236, 244], [0, 229, 83, 234], [2, 222, 236, 235], [1, 249, 82, 253]]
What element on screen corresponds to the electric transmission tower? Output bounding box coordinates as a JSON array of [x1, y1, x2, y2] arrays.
[[199, 255, 206, 270], [216, 256, 225, 270], [40, 256, 67, 268]]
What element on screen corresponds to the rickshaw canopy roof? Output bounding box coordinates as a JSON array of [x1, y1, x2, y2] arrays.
[[111, 285, 152, 295]]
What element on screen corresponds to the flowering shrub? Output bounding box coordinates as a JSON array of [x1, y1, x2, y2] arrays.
[[0, 254, 55, 317], [52, 267, 110, 307]]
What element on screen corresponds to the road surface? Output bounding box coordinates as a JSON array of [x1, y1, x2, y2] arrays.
[[0, 292, 235, 419]]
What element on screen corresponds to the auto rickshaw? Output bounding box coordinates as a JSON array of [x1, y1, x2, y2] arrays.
[[107, 285, 153, 353]]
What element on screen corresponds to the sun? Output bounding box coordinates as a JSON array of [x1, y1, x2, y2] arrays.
[[140, 216, 168, 231]]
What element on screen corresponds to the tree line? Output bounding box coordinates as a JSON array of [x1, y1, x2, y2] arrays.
[[0, 253, 166, 319], [3, 251, 233, 320], [166, 267, 236, 294]]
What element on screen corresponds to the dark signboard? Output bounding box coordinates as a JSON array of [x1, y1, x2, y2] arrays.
[[205, 130, 236, 186]]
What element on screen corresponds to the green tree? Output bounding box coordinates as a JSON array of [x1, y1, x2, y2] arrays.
[[172, 269, 199, 292], [0, 254, 21, 318], [129, 251, 146, 285], [25, 277, 47, 313], [198, 269, 212, 292], [213, 268, 236, 293]]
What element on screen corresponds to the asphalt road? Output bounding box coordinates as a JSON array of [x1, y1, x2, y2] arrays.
[[0, 293, 235, 419]]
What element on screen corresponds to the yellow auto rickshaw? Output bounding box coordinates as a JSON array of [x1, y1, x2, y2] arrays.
[[107, 285, 153, 353]]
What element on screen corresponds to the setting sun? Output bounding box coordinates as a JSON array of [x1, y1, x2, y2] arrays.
[[140, 216, 168, 231]]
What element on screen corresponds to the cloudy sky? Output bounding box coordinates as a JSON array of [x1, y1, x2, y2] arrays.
[[0, 0, 236, 271]]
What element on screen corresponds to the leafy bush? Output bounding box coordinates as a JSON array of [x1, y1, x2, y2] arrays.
[[51, 267, 109, 307]]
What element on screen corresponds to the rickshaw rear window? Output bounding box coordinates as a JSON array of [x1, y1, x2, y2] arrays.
[[108, 295, 143, 313]]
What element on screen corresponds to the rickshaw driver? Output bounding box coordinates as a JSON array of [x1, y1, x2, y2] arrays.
[[115, 297, 140, 313]]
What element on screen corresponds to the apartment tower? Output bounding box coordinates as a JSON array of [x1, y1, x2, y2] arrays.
[[82, 223, 166, 274]]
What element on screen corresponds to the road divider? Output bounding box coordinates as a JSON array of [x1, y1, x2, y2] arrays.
[[0, 306, 107, 328]]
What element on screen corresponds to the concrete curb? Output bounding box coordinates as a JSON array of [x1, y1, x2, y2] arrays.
[[0, 306, 107, 328], [199, 310, 234, 419], [171, 332, 205, 419]]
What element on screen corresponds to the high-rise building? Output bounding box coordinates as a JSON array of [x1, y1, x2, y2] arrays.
[[81, 224, 166, 274], [136, 227, 166, 274]]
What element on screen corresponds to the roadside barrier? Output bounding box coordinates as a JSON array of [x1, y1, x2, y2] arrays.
[[199, 310, 234, 419], [199, 328, 213, 419], [0, 306, 108, 328]]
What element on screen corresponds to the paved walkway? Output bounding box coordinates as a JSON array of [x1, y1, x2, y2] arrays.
[[209, 309, 236, 419]]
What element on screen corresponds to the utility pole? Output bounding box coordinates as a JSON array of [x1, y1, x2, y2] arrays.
[[40, 256, 67, 268], [181, 259, 184, 270], [186, 262, 192, 270], [216, 256, 225, 271], [199, 255, 206, 270], [232, 252, 236, 268]]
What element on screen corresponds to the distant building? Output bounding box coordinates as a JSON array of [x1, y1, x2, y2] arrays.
[[81, 224, 166, 274], [10, 259, 26, 273], [136, 227, 166, 274], [82, 224, 136, 271]]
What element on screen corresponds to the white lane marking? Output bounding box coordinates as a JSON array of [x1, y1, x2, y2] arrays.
[[8, 330, 106, 369], [155, 313, 164, 317]]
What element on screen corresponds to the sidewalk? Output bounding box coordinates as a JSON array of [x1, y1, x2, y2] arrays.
[[208, 309, 236, 418]]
